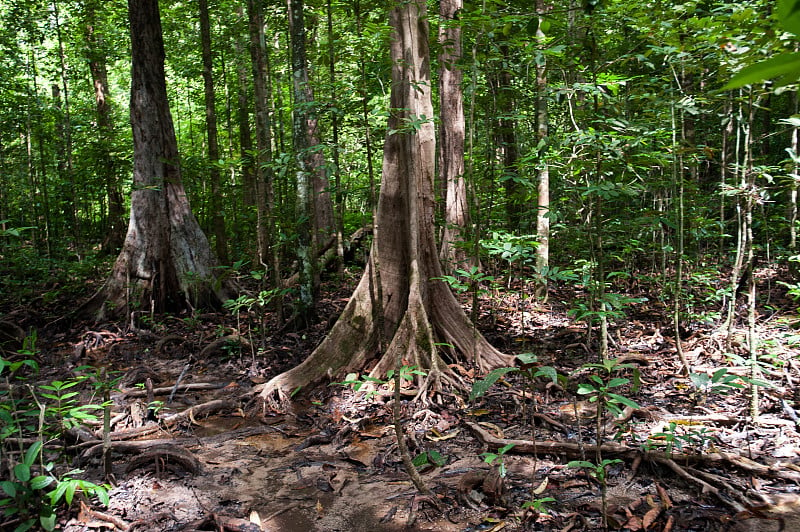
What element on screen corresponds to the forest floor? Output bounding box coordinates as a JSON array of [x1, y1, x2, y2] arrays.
[[3, 265, 800, 531]]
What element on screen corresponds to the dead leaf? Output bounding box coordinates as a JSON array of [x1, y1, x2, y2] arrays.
[[249, 510, 263, 531], [532, 477, 549, 495], [643, 506, 661, 529], [655, 483, 673, 509], [426, 428, 460, 441]]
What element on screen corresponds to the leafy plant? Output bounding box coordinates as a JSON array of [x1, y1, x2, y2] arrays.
[[480, 443, 515, 478], [412, 450, 446, 469], [0, 440, 110, 532], [335, 364, 427, 400], [469, 355, 560, 402]]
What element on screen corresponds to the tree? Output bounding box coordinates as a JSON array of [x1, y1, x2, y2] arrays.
[[437, 0, 472, 272], [82, 0, 233, 320], [288, 0, 336, 323], [259, 0, 512, 409], [82, 0, 125, 253], [199, 0, 228, 264]]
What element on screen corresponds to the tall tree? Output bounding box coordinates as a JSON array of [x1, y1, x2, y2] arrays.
[[437, 0, 471, 272], [199, 0, 228, 264], [82, 0, 125, 252], [82, 0, 232, 320], [288, 0, 335, 323], [533, 0, 550, 299], [259, 0, 512, 409]]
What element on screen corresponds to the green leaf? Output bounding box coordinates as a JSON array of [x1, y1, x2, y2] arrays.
[[14, 518, 36, 532], [778, 0, 800, 37], [498, 443, 515, 455], [428, 450, 446, 467], [606, 377, 630, 388], [65, 481, 77, 506], [49, 479, 69, 505], [412, 453, 429, 467], [39, 512, 57, 532], [606, 393, 640, 409], [24, 441, 42, 466], [1, 481, 17, 497], [469, 366, 518, 401], [94, 485, 110, 507], [723, 53, 800, 90], [13, 464, 30, 483], [30, 476, 53, 490], [534, 366, 558, 384]]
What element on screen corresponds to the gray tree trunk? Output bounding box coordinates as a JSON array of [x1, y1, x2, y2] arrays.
[[82, 0, 232, 321]]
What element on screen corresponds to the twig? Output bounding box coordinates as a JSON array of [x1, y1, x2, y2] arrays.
[[168, 364, 191, 404]]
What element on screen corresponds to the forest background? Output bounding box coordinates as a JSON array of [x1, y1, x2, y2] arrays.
[[3, 0, 800, 529]]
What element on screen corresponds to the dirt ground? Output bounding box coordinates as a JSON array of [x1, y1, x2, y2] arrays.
[[4, 273, 800, 531]]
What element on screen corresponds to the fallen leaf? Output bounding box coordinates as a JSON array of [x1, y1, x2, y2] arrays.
[[532, 477, 549, 495]]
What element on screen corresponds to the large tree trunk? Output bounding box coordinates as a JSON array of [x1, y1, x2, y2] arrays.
[[82, 0, 232, 321], [259, 0, 512, 410]]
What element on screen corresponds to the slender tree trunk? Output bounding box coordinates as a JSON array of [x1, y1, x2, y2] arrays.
[[288, 0, 335, 324], [534, 0, 550, 299], [81, 0, 233, 321], [83, 0, 125, 253], [235, 8, 256, 210], [199, 0, 228, 264], [326, 0, 344, 273], [260, 0, 512, 410], [247, 0, 282, 321], [492, 46, 521, 229], [51, 0, 77, 240], [438, 0, 471, 272]]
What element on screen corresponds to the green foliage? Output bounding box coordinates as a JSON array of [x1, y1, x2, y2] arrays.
[[0, 440, 109, 532], [688, 367, 770, 400], [725, 0, 800, 89], [412, 450, 446, 469], [577, 358, 641, 418], [468, 353, 560, 402], [566, 458, 623, 486], [1, 339, 110, 530], [646, 421, 714, 455], [434, 266, 495, 295], [334, 365, 427, 400], [480, 443, 515, 478]]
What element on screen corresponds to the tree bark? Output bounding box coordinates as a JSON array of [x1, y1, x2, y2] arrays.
[[82, 0, 125, 253], [288, 0, 336, 323], [199, 0, 228, 264], [534, 0, 550, 299], [82, 0, 233, 320], [438, 0, 472, 273], [259, 0, 512, 410]]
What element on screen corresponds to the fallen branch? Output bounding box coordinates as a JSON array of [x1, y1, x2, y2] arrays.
[[92, 398, 237, 440], [465, 422, 800, 483], [120, 381, 230, 398]]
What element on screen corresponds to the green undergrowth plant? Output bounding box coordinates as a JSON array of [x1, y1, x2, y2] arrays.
[[566, 458, 623, 529], [1, 335, 111, 531]]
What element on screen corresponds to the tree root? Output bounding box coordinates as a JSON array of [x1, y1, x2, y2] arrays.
[[124, 444, 201, 476]]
